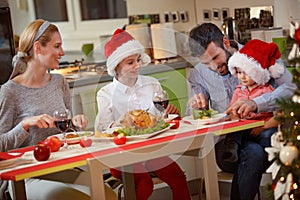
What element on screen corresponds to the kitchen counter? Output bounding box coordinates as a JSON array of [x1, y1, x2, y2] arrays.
[[64, 60, 190, 88]]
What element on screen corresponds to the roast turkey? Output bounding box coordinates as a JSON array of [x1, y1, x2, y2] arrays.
[[121, 109, 158, 129]]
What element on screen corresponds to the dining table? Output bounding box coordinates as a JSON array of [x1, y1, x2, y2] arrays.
[[0, 118, 264, 200]]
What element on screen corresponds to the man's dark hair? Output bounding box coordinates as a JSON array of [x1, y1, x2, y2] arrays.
[[189, 23, 224, 57]]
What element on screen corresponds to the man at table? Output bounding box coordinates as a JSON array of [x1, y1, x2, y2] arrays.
[[187, 23, 296, 200]]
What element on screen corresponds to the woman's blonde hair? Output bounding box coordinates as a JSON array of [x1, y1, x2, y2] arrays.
[[10, 19, 59, 79], [19, 19, 58, 59]]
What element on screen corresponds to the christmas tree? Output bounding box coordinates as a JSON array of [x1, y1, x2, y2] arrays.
[[265, 22, 300, 200]]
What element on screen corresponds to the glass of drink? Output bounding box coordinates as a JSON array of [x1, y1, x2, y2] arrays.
[[152, 90, 169, 118], [53, 109, 72, 148]]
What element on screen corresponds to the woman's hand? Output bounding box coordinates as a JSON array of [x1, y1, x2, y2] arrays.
[[72, 114, 88, 130], [22, 114, 54, 131], [166, 104, 179, 115]]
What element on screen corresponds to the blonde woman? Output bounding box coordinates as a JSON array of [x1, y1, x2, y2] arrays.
[[0, 19, 92, 200]]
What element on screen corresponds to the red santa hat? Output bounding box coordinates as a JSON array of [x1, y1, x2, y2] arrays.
[[228, 39, 284, 85], [104, 29, 151, 76]]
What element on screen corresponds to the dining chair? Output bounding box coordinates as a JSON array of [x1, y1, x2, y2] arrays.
[[103, 172, 164, 200]]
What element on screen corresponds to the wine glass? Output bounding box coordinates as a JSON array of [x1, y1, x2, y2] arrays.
[[53, 109, 72, 148], [152, 90, 169, 118]]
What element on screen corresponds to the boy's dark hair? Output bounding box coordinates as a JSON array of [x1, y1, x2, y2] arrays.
[[189, 23, 224, 57]]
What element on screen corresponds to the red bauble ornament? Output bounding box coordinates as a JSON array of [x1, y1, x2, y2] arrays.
[[294, 27, 300, 45]]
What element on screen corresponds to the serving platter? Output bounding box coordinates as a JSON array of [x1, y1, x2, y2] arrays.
[[182, 113, 227, 125], [93, 125, 172, 141]]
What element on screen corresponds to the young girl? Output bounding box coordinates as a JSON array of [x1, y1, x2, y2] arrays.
[[223, 39, 283, 162], [95, 29, 190, 200]]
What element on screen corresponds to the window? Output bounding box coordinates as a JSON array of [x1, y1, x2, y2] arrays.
[[34, 0, 127, 22], [34, 0, 68, 22], [79, 0, 127, 20]]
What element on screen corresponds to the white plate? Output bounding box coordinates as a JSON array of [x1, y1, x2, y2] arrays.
[[182, 113, 227, 125], [53, 131, 94, 145], [93, 126, 171, 141], [164, 114, 179, 122]]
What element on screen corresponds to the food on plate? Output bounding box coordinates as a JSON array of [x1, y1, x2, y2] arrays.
[[94, 130, 118, 138], [113, 133, 126, 145], [33, 144, 51, 161], [93, 110, 170, 138], [121, 109, 157, 129], [192, 109, 217, 120], [65, 133, 78, 139], [66, 132, 93, 138], [118, 109, 169, 136], [64, 132, 93, 145]]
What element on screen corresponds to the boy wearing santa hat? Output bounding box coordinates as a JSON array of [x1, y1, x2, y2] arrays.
[[94, 29, 190, 200], [223, 39, 282, 162]]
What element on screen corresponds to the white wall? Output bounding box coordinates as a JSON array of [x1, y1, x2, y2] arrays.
[[274, 0, 300, 29], [8, 0, 35, 36]]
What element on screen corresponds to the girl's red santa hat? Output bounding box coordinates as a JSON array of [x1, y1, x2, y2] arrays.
[[228, 39, 284, 85], [104, 28, 151, 76]]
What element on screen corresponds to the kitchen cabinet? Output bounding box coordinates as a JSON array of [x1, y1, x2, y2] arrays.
[[149, 68, 188, 116], [70, 82, 110, 131]]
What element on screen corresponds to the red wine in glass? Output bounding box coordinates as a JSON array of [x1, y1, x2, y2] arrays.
[[153, 100, 169, 112], [53, 109, 72, 148], [54, 119, 71, 132], [153, 90, 169, 118]]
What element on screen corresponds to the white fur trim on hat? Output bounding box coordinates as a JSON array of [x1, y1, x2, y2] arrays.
[[268, 62, 284, 78], [106, 40, 151, 76], [228, 52, 271, 85]]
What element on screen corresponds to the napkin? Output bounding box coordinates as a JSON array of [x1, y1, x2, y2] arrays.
[[0, 152, 24, 161]]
